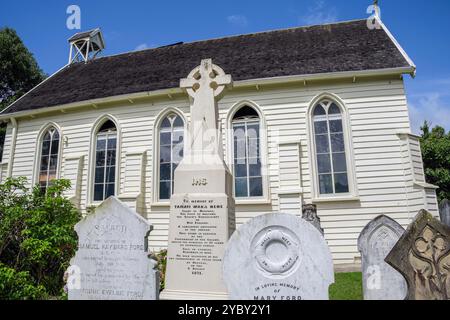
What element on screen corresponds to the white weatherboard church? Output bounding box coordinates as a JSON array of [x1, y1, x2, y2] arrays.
[[0, 16, 439, 265]]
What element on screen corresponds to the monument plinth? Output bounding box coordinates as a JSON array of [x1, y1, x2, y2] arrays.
[[160, 59, 235, 300]]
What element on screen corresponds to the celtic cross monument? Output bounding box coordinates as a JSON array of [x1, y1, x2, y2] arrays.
[[160, 59, 236, 300]]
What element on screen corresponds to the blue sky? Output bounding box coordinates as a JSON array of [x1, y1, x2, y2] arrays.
[[1, 0, 449, 133]]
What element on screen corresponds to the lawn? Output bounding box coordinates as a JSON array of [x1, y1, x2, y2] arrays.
[[329, 272, 363, 300]]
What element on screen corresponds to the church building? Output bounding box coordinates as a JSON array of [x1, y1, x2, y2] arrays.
[[0, 17, 438, 264]]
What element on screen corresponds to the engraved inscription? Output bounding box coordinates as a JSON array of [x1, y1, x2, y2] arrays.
[[192, 178, 208, 186], [170, 197, 226, 277]]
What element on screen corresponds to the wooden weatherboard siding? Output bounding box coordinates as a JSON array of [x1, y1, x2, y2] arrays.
[[0, 76, 437, 264]]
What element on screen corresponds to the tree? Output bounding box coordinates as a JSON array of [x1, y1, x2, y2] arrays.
[[0, 178, 81, 299], [0, 27, 45, 110], [420, 121, 450, 202]]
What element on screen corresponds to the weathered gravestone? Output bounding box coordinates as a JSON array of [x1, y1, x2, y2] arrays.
[[439, 199, 450, 227], [223, 213, 334, 300], [160, 59, 235, 300], [302, 204, 324, 235], [67, 197, 159, 300], [385, 210, 450, 300], [358, 215, 407, 300]]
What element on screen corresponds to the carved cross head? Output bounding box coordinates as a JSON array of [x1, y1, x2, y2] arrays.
[[180, 59, 232, 100]]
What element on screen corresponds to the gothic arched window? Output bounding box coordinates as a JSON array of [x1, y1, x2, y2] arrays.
[[232, 106, 263, 198], [158, 113, 184, 200], [312, 100, 349, 195], [38, 127, 60, 193], [93, 120, 117, 201]]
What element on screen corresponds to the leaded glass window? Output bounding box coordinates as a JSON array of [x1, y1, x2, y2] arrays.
[[313, 101, 349, 195], [39, 127, 60, 193], [232, 106, 263, 198], [159, 114, 184, 200], [93, 120, 117, 201]]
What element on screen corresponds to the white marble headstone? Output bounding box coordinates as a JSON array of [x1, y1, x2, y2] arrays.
[[357, 215, 407, 300], [223, 213, 334, 300], [68, 197, 159, 300]]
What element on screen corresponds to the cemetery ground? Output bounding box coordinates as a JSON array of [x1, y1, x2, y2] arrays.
[[329, 273, 363, 300]]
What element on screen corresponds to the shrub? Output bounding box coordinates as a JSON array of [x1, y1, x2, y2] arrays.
[[0, 263, 47, 299], [153, 249, 167, 291], [0, 177, 81, 299]]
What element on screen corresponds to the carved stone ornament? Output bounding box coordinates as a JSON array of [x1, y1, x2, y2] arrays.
[[302, 204, 324, 235], [385, 210, 450, 300]]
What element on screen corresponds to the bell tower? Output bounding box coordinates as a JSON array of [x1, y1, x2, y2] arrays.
[[68, 28, 105, 64]]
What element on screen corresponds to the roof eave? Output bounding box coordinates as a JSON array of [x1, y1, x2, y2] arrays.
[[376, 16, 416, 73], [0, 66, 415, 121]]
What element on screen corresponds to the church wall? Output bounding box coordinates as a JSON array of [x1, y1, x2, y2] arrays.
[[1, 76, 437, 264]]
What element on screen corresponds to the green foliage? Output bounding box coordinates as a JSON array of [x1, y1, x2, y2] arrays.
[[420, 121, 450, 202], [0, 177, 81, 299], [0, 27, 45, 110], [329, 272, 363, 300], [153, 249, 167, 291], [0, 263, 46, 300]]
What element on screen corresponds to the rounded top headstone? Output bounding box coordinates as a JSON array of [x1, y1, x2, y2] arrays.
[[223, 213, 334, 300]]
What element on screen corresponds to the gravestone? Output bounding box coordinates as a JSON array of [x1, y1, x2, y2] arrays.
[[160, 59, 235, 300], [302, 204, 324, 235], [439, 199, 450, 227], [67, 197, 159, 300], [223, 213, 334, 300], [385, 210, 450, 300], [357, 215, 407, 300]]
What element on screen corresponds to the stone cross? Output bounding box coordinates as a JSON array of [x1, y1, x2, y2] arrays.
[[161, 60, 235, 300], [180, 59, 232, 156], [385, 210, 450, 300], [439, 199, 450, 227]]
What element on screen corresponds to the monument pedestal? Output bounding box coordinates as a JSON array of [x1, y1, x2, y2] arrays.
[[160, 290, 228, 300], [161, 191, 235, 300]]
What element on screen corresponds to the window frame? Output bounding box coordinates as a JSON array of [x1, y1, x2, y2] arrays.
[[93, 122, 118, 202], [152, 108, 187, 206], [307, 93, 359, 202], [87, 115, 121, 205], [34, 123, 63, 192], [227, 100, 270, 205]]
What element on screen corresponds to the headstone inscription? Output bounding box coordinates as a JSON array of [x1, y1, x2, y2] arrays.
[[385, 210, 450, 300], [67, 197, 159, 300], [160, 59, 235, 300], [357, 215, 407, 300], [439, 199, 450, 227], [223, 213, 334, 300]]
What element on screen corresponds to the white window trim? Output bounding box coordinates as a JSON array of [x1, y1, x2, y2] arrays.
[[86, 114, 122, 206], [33, 122, 64, 187], [151, 107, 188, 206], [226, 100, 271, 205], [306, 93, 359, 203]]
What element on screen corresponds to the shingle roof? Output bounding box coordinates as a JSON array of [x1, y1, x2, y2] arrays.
[[68, 29, 100, 42], [2, 19, 413, 115]]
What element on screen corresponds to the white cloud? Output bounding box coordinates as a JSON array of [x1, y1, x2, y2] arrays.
[[227, 14, 249, 27], [408, 92, 450, 134], [134, 43, 149, 51], [300, 0, 338, 26]]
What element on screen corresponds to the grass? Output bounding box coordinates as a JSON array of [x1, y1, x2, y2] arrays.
[[329, 272, 363, 300]]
